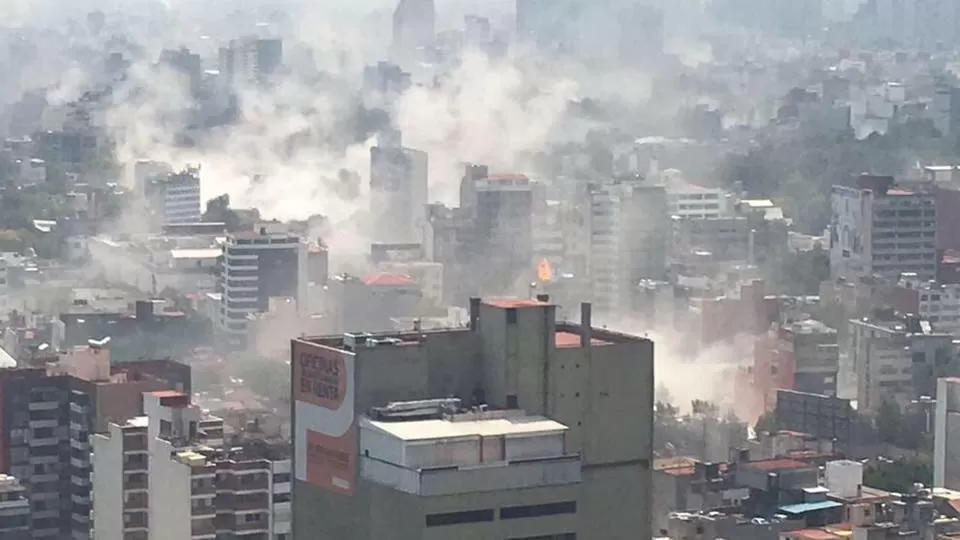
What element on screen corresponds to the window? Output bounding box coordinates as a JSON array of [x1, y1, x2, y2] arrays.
[[425, 509, 495, 527], [273, 473, 291, 483], [508, 535, 576, 540], [273, 493, 291, 503], [500, 501, 577, 520]]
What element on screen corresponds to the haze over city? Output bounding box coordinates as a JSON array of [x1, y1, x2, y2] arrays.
[[1, 0, 960, 539]]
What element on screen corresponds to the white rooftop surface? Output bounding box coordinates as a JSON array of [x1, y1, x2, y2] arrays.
[[170, 248, 221, 259], [363, 415, 568, 442]]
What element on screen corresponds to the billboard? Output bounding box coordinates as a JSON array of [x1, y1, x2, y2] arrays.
[[776, 389, 852, 444], [293, 340, 357, 496]]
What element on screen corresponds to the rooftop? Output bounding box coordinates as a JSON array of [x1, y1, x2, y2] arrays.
[[778, 500, 843, 514], [483, 298, 551, 309], [744, 458, 811, 472], [170, 248, 221, 259], [362, 415, 567, 442], [361, 273, 416, 287], [555, 331, 611, 349]]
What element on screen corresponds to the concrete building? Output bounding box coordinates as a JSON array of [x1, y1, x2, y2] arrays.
[[392, 0, 435, 64], [369, 131, 428, 244], [0, 474, 29, 540], [291, 298, 655, 540], [891, 274, 960, 336], [936, 377, 960, 490], [588, 175, 669, 316], [216, 227, 307, 350], [145, 166, 202, 226], [847, 313, 953, 412], [0, 348, 188, 540], [777, 320, 840, 397], [459, 166, 537, 298], [220, 37, 283, 87], [829, 175, 937, 281], [92, 390, 292, 540]]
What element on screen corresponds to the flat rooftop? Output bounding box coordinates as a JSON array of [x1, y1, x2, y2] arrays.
[[483, 298, 551, 309], [363, 415, 567, 442], [555, 331, 611, 348]]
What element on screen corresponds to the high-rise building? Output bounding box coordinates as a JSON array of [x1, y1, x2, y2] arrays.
[[935, 377, 960, 490], [0, 346, 189, 540], [0, 474, 29, 540], [588, 175, 668, 316], [829, 175, 938, 282], [220, 37, 283, 87], [392, 0, 435, 63], [92, 390, 292, 540], [216, 227, 307, 350], [369, 130, 428, 244], [459, 165, 537, 297], [145, 166, 202, 226], [846, 313, 952, 412], [291, 299, 655, 540]]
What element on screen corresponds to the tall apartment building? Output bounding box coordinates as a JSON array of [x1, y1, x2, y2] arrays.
[[0, 347, 189, 540], [0, 474, 30, 540], [92, 390, 291, 540], [220, 37, 283, 87], [829, 175, 937, 281], [846, 313, 953, 412], [145, 166, 202, 225], [392, 0, 435, 64], [369, 130, 428, 244], [216, 227, 307, 350], [588, 175, 669, 316], [459, 166, 537, 297], [936, 377, 960, 490], [291, 298, 655, 540]]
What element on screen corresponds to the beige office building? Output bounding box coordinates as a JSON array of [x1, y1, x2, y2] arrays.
[[291, 298, 655, 540]]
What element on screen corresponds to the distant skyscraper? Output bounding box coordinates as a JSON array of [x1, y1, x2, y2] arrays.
[[588, 174, 668, 316], [220, 37, 283, 87], [460, 165, 536, 297], [369, 130, 428, 244], [392, 0, 435, 63]]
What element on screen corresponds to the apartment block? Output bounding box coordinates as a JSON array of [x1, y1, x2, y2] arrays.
[[92, 390, 291, 540], [588, 175, 669, 316], [145, 166, 202, 226], [829, 175, 937, 281], [846, 314, 952, 411], [291, 298, 655, 540], [216, 227, 307, 350], [935, 377, 960, 490], [0, 474, 30, 540], [0, 347, 188, 540]]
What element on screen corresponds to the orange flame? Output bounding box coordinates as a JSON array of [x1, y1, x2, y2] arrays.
[[537, 259, 553, 282]]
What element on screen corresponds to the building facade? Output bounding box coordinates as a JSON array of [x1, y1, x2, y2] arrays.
[[829, 176, 937, 281], [588, 175, 669, 316], [369, 131, 428, 244], [216, 228, 307, 350], [291, 298, 655, 540], [92, 390, 291, 540]]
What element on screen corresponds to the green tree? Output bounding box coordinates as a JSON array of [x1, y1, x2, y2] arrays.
[[876, 399, 904, 446], [863, 456, 932, 493]]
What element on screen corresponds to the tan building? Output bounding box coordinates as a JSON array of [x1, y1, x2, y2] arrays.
[[291, 298, 655, 540]]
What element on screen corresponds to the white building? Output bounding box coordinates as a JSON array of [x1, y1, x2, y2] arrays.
[[829, 178, 937, 281], [588, 176, 668, 315], [898, 274, 960, 336], [662, 172, 730, 219], [217, 228, 307, 350], [846, 315, 952, 411], [936, 378, 960, 490], [147, 167, 202, 225], [92, 390, 291, 540]]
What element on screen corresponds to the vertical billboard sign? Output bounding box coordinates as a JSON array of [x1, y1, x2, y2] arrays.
[[293, 340, 357, 496]]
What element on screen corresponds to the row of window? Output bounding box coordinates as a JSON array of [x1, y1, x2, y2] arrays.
[[425, 501, 577, 527]]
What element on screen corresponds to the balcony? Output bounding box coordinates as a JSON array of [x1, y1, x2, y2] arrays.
[[29, 401, 60, 411], [360, 454, 581, 496], [123, 436, 147, 452], [123, 474, 148, 491], [191, 517, 216, 537], [123, 457, 148, 472]]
